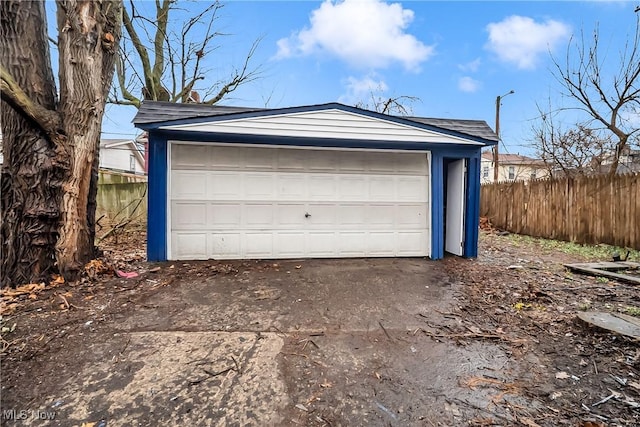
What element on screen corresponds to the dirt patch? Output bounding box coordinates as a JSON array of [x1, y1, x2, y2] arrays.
[[445, 231, 640, 426], [2, 229, 639, 426]]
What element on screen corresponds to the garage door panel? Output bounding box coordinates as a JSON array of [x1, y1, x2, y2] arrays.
[[244, 148, 276, 169], [398, 154, 429, 174], [339, 176, 366, 200], [370, 177, 395, 200], [172, 233, 207, 259], [369, 204, 395, 226], [209, 203, 242, 227], [337, 232, 366, 256], [397, 232, 428, 255], [245, 203, 274, 227], [170, 145, 430, 260], [367, 152, 395, 172], [308, 204, 336, 226], [245, 174, 275, 199], [278, 174, 306, 199], [339, 152, 367, 171], [172, 202, 207, 229], [211, 146, 242, 168], [306, 232, 336, 256], [277, 204, 306, 226], [172, 144, 209, 169], [398, 176, 428, 201], [244, 233, 273, 257], [309, 151, 336, 171], [275, 233, 306, 257], [209, 173, 242, 199], [368, 232, 396, 256], [278, 150, 307, 170], [172, 171, 207, 199], [398, 204, 428, 228], [338, 204, 366, 226], [210, 233, 242, 258], [309, 175, 336, 199]]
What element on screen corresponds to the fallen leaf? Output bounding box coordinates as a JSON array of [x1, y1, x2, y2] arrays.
[[555, 371, 570, 379], [50, 274, 65, 286], [629, 381, 640, 390]]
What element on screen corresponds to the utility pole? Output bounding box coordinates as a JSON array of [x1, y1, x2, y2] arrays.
[[494, 90, 514, 181]]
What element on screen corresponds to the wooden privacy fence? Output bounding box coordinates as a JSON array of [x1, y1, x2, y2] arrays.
[[480, 173, 640, 249]]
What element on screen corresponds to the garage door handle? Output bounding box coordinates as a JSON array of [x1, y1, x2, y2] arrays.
[[305, 212, 311, 218]]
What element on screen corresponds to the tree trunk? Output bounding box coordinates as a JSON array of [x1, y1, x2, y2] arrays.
[[0, 0, 122, 286], [54, 0, 122, 277], [0, 1, 63, 287]]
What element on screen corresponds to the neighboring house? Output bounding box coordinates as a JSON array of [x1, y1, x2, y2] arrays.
[[601, 147, 640, 174], [480, 151, 549, 184], [134, 101, 498, 262], [99, 138, 146, 176]]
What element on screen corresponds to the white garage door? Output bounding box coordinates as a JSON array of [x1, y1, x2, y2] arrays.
[[169, 144, 430, 260]]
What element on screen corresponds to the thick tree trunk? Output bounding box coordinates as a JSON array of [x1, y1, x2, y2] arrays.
[[54, 0, 122, 277], [0, 0, 122, 286], [0, 1, 63, 287]]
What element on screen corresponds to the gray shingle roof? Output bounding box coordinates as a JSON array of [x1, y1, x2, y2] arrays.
[[133, 101, 498, 143]]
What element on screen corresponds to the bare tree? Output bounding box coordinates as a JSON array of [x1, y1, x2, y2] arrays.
[[1, 1, 123, 287], [110, 0, 261, 107], [531, 106, 612, 177], [552, 14, 640, 176]]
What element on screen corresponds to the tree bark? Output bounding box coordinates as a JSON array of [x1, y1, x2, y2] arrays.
[[0, 0, 122, 286], [55, 0, 122, 276], [0, 1, 63, 287]]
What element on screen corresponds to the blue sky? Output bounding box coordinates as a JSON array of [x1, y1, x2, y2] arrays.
[[97, 0, 639, 157]]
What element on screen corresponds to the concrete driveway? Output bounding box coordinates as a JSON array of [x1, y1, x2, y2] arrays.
[[9, 258, 527, 426]]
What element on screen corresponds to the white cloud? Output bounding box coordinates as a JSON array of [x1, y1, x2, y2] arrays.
[[275, 0, 434, 71], [338, 74, 388, 105], [458, 58, 481, 73], [485, 15, 571, 69], [458, 76, 481, 93]]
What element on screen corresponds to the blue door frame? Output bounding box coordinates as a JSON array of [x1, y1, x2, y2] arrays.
[[430, 148, 482, 260]]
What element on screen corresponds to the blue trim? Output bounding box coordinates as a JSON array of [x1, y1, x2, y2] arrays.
[[464, 153, 481, 258], [147, 134, 168, 262], [430, 153, 445, 260], [152, 129, 487, 151], [430, 147, 482, 260], [137, 103, 496, 146]]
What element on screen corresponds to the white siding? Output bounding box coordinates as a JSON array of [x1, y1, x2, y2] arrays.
[[100, 145, 145, 173], [162, 109, 482, 145]]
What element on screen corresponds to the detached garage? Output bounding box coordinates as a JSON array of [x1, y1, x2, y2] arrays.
[[134, 102, 497, 262]]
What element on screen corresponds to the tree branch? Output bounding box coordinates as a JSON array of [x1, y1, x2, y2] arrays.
[[203, 38, 262, 104], [115, 54, 140, 107], [0, 66, 63, 141], [122, 3, 154, 98]]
